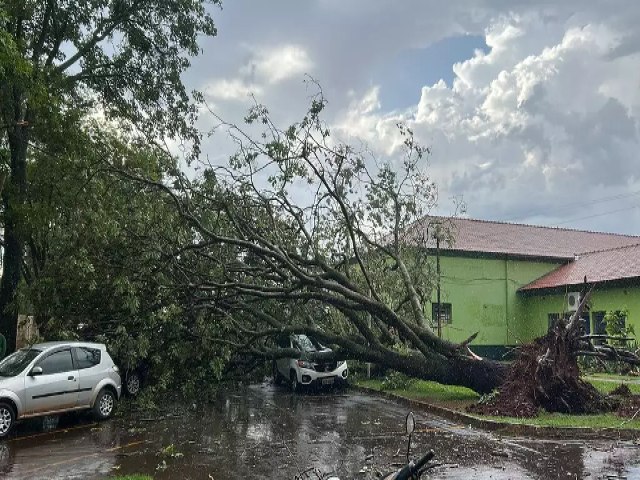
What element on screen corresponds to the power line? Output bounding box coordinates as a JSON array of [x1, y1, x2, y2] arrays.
[[504, 189, 640, 222], [553, 204, 640, 226]]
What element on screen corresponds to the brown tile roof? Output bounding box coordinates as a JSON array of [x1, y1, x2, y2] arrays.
[[405, 216, 640, 260], [520, 243, 640, 291]]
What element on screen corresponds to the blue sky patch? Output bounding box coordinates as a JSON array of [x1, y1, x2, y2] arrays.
[[373, 35, 489, 111]]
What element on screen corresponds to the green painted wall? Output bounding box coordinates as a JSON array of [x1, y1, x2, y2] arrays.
[[522, 286, 640, 339], [427, 255, 561, 347], [427, 254, 640, 357]]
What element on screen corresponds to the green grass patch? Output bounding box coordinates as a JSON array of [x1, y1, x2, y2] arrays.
[[584, 372, 639, 382], [588, 379, 640, 395], [480, 412, 640, 429], [109, 476, 153, 480], [357, 377, 640, 429], [356, 378, 479, 408]]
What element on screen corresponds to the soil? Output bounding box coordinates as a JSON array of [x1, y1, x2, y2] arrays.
[[617, 394, 640, 418], [469, 325, 615, 418]]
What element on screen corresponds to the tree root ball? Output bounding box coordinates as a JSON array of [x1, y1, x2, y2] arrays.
[[468, 329, 615, 418]]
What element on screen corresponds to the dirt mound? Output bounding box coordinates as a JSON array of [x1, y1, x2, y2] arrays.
[[610, 384, 633, 397], [469, 329, 613, 418], [616, 395, 640, 418]]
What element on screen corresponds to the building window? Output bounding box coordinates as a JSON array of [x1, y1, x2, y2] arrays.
[[592, 311, 606, 335], [548, 312, 589, 332], [432, 303, 452, 325], [581, 312, 591, 335]]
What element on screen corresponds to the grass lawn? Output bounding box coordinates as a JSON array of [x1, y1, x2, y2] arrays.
[[110, 476, 153, 480], [587, 378, 640, 395], [356, 375, 640, 429], [357, 378, 479, 410], [584, 372, 639, 381], [483, 412, 640, 429]]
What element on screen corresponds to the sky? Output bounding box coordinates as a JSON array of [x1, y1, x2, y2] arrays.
[[182, 0, 640, 235]]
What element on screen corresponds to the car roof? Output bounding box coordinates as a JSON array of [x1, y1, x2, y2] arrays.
[[27, 341, 105, 352]]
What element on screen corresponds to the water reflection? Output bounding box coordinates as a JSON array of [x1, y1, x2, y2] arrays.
[[0, 384, 637, 479]]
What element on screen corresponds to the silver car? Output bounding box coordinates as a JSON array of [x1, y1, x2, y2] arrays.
[[0, 341, 121, 438]]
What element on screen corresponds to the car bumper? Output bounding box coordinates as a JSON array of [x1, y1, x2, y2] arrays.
[[297, 364, 348, 387]]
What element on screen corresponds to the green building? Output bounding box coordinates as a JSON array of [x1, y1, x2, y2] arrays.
[[413, 217, 640, 359]]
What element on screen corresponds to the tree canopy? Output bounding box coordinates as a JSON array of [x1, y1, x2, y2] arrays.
[[127, 91, 506, 394], [0, 0, 218, 351]]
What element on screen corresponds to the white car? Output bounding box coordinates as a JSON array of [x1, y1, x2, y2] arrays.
[[0, 341, 121, 438], [273, 334, 348, 391]]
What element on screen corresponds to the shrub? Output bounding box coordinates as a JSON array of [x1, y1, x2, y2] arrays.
[[381, 371, 416, 390]]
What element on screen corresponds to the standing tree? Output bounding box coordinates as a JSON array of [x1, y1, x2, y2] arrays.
[[23, 125, 228, 394], [0, 0, 217, 352]]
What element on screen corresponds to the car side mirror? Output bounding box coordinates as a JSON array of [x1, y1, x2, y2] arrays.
[[405, 411, 415, 435], [405, 412, 415, 463], [29, 366, 43, 376]]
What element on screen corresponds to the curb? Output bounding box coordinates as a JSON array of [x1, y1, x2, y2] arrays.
[[353, 385, 640, 441]]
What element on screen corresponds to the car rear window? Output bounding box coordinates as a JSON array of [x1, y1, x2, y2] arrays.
[[74, 347, 101, 369]]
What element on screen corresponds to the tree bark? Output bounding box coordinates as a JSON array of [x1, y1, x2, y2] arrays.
[[376, 350, 508, 395], [0, 126, 29, 353]]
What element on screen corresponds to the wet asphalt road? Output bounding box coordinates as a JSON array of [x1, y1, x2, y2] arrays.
[[0, 383, 639, 479]]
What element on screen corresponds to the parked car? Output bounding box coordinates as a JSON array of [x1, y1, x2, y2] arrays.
[[273, 334, 348, 391], [0, 341, 121, 438], [118, 359, 149, 397]]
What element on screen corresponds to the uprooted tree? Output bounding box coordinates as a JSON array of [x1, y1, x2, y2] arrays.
[[471, 286, 640, 417], [120, 89, 508, 394], [120, 86, 640, 409]]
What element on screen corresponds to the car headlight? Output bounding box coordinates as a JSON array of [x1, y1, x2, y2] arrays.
[[297, 359, 314, 369], [337, 360, 345, 367]]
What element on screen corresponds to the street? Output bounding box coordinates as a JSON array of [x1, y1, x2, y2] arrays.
[[0, 383, 638, 479]]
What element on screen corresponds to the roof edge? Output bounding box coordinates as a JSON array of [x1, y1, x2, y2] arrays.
[[424, 215, 640, 241]]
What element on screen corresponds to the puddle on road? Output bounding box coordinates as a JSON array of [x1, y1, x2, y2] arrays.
[[0, 383, 638, 479]]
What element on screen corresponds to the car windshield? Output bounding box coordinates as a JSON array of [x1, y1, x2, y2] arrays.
[[292, 334, 323, 352], [0, 348, 42, 377]]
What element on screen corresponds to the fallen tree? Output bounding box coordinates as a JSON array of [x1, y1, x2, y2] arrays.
[[119, 87, 640, 407], [119, 88, 508, 394], [470, 286, 640, 416]]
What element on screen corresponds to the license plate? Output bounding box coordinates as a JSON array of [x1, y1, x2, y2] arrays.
[[322, 377, 334, 385]]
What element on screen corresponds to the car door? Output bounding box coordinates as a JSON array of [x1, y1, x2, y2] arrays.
[[24, 348, 79, 415], [73, 346, 102, 407], [275, 336, 292, 376]]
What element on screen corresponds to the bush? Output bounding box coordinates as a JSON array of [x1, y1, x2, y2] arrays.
[[380, 371, 416, 390]]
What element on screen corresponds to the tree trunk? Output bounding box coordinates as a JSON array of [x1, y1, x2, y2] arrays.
[[0, 127, 29, 353], [330, 343, 508, 395], [379, 350, 507, 395]]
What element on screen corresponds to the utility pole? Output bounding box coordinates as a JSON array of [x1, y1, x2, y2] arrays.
[[367, 288, 372, 378], [436, 234, 442, 338]]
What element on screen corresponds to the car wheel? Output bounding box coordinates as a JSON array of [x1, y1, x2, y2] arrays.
[[0, 403, 14, 439], [93, 389, 117, 420], [125, 371, 142, 396], [272, 362, 282, 386], [290, 371, 300, 393]]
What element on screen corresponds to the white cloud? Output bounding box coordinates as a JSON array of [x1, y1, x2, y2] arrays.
[[189, 0, 640, 233], [202, 44, 312, 107], [242, 45, 313, 84], [333, 12, 640, 230], [204, 78, 263, 101]]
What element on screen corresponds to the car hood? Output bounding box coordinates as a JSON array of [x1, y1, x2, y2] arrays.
[[303, 348, 335, 362]]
